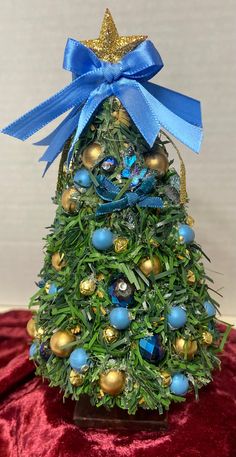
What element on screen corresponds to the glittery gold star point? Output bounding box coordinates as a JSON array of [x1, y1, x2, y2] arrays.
[[81, 8, 147, 63]]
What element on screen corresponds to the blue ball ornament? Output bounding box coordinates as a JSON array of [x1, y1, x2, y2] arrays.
[[204, 300, 216, 317], [109, 307, 131, 330], [69, 348, 90, 372], [178, 224, 195, 244], [92, 228, 114, 251], [139, 335, 165, 363], [170, 373, 189, 396], [167, 306, 187, 329], [74, 168, 92, 188], [29, 343, 37, 358]]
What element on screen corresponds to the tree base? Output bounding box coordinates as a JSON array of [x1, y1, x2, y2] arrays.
[[73, 395, 168, 431]]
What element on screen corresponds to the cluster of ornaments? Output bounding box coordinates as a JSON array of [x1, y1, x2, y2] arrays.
[[27, 140, 217, 400]]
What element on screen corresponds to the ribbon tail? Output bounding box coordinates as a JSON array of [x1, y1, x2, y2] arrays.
[[96, 196, 128, 216], [66, 83, 113, 166], [39, 108, 81, 174], [141, 82, 203, 153], [138, 196, 163, 208]]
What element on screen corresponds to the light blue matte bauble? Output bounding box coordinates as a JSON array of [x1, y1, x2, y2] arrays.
[[74, 168, 92, 188], [167, 306, 187, 329], [92, 228, 114, 251], [69, 348, 90, 372], [204, 300, 216, 317], [170, 373, 189, 396], [178, 224, 195, 244], [48, 283, 58, 294], [109, 307, 131, 330], [29, 343, 37, 358]]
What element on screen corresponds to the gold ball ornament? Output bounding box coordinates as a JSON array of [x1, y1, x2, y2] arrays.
[[79, 278, 96, 296], [114, 237, 129, 253], [202, 331, 213, 345], [69, 369, 84, 386], [61, 187, 78, 213], [50, 330, 75, 357], [26, 318, 36, 338], [160, 370, 172, 387], [82, 143, 102, 169], [144, 151, 169, 176], [99, 369, 126, 396], [138, 255, 162, 276], [174, 337, 198, 360], [102, 326, 119, 344], [51, 252, 66, 272]]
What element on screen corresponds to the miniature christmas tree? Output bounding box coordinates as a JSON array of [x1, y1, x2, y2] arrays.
[[2, 10, 230, 415]]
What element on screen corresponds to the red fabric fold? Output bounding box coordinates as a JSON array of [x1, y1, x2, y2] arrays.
[[0, 310, 235, 457]]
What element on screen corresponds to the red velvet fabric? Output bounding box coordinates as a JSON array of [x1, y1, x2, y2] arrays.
[[0, 310, 235, 457]]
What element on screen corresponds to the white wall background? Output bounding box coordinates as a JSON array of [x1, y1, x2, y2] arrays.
[[0, 0, 235, 317]]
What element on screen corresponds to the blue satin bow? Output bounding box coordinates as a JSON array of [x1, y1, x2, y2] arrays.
[[1, 39, 203, 174], [95, 174, 163, 216]]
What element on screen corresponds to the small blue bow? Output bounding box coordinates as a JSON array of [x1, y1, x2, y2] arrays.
[[1, 39, 203, 174], [95, 175, 163, 216]]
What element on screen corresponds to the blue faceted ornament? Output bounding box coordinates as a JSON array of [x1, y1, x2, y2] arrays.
[[74, 168, 92, 188], [178, 224, 195, 244], [167, 306, 187, 329], [204, 300, 216, 317], [37, 279, 45, 288], [92, 228, 114, 251], [29, 343, 37, 358], [109, 307, 130, 330], [108, 277, 134, 307], [100, 156, 118, 174], [69, 348, 90, 372], [40, 343, 51, 361], [170, 373, 189, 396], [139, 335, 165, 363]]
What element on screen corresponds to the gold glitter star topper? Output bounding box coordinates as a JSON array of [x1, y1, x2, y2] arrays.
[[81, 8, 147, 63]]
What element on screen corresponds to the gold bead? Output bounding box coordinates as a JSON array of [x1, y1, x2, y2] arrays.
[[96, 290, 105, 298], [144, 151, 169, 176], [70, 325, 81, 335], [160, 370, 172, 387], [69, 369, 84, 386], [150, 238, 160, 248], [96, 273, 105, 282], [99, 369, 126, 396], [186, 215, 195, 227], [79, 278, 96, 296], [179, 235, 184, 243], [187, 270, 196, 284], [50, 330, 75, 358], [174, 337, 198, 360], [138, 255, 162, 276], [202, 331, 213, 345], [102, 326, 119, 344], [114, 237, 129, 253], [82, 143, 102, 169], [26, 318, 36, 338], [44, 282, 50, 294], [35, 327, 44, 340], [51, 252, 66, 272], [61, 187, 78, 213], [112, 108, 131, 127]]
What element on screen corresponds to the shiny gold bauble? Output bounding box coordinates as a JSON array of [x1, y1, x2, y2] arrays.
[[174, 337, 198, 360], [61, 187, 78, 213], [144, 151, 169, 176], [102, 326, 119, 344], [79, 278, 96, 296], [82, 143, 102, 169], [99, 369, 126, 396], [202, 331, 213, 345], [50, 330, 75, 357], [69, 369, 84, 386], [138, 255, 162, 276], [51, 252, 66, 272], [26, 318, 36, 338], [114, 237, 129, 253], [160, 370, 172, 387]]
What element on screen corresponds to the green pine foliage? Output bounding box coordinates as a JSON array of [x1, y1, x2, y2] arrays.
[[29, 97, 230, 415]]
